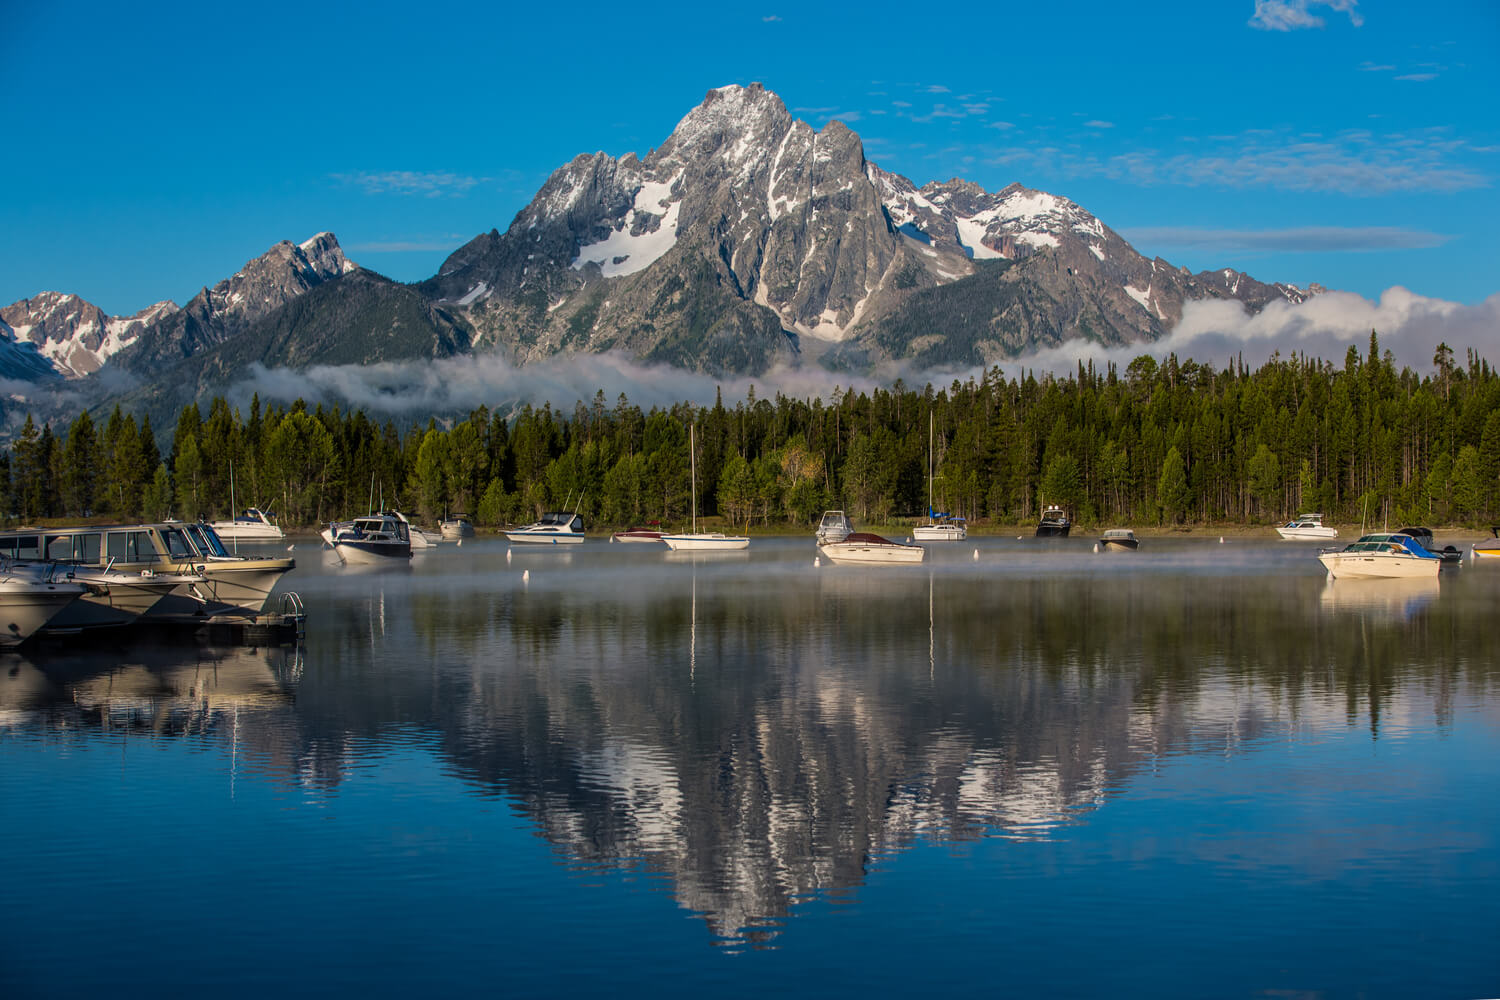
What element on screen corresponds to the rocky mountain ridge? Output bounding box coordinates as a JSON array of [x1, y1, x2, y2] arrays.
[[8, 84, 1319, 391]]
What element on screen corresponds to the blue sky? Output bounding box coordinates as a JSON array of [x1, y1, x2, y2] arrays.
[[2, 0, 1496, 317]]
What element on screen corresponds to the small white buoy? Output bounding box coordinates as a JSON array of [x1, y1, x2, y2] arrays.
[[1017, 535, 1023, 540], [1093, 542, 1100, 553], [1219, 536, 1225, 544], [506, 548, 512, 563], [287, 544, 294, 551], [972, 548, 979, 560], [457, 538, 462, 547], [610, 535, 615, 543], [814, 556, 821, 567], [522, 569, 529, 584], [906, 536, 913, 544]]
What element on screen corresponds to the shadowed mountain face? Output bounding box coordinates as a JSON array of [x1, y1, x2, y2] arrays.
[[8, 85, 1318, 408]]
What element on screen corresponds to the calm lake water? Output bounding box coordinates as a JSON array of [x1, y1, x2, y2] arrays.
[[2, 534, 1497, 997]]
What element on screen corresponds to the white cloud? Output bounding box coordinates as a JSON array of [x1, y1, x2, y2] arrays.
[[1005, 288, 1500, 376], [1249, 0, 1363, 31], [230, 353, 894, 418]]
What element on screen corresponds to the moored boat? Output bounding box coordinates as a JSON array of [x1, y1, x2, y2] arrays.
[[660, 424, 749, 552], [326, 512, 413, 565], [1276, 513, 1337, 540], [209, 507, 285, 542], [1318, 532, 1441, 580], [1097, 528, 1139, 551], [440, 514, 475, 540], [818, 532, 925, 565], [914, 414, 966, 541], [507, 511, 587, 544], [912, 515, 967, 542], [0, 523, 295, 622], [1036, 506, 1071, 537], [612, 525, 664, 543]]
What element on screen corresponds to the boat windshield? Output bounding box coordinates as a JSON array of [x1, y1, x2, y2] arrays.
[[185, 523, 232, 558], [159, 527, 196, 560], [538, 512, 577, 527]]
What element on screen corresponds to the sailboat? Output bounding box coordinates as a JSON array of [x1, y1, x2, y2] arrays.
[[912, 412, 966, 541], [661, 424, 750, 551]]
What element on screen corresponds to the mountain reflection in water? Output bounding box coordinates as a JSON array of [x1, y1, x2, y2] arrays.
[[2, 537, 1495, 955]]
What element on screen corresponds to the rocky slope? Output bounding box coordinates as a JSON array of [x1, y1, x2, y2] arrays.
[[428, 83, 1311, 374], [7, 84, 1320, 393], [0, 293, 175, 378], [113, 232, 358, 373]]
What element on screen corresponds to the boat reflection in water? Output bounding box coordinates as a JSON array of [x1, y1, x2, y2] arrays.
[[1320, 574, 1441, 622]]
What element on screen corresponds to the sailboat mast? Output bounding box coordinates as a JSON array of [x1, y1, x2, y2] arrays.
[[690, 423, 698, 533]]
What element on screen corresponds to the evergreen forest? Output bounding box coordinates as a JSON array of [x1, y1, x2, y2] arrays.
[[7, 335, 1498, 532]]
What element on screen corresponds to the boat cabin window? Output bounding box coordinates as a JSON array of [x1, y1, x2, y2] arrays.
[[569, 515, 583, 532], [45, 532, 102, 565], [106, 530, 159, 563], [0, 534, 41, 560]]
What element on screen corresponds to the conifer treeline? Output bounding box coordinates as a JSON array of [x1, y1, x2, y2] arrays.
[[8, 335, 1498, 529]]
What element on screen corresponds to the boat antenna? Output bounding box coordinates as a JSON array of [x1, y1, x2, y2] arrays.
[[368, 472, 376, 516]]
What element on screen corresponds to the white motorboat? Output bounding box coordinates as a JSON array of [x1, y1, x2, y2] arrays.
[[325, 512, 413, 565], [1276, 513, 1337, 540], [210, 507, 285, 542], [818, 532, 926, 565], [0, 522, 295, 622], [914, 413, 966, 541], [1036, 506, 1071, 537], [0, 562, 86, 645], [913, 520, 967, 542], [1097, 528, 1139, 551], [440, 514, 475, 540], [1318, 532, 1441, 580], [660, 424, 749, 552], [507, 511, 586, 545], [816, 511, 854, 545]]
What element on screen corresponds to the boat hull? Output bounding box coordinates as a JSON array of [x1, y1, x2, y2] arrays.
[[912, 524, 966, 541], [1099, 539, 1139, 551], [661, 534, 750, 551], [506, 530, 586, 544], [818, 541, 925, 565], [1318, 552, 1440, 580], [0, 581, 86, 645], [333, 540, 412, 566], [44, 574, 192, 631], [612, 531, 664, 543]]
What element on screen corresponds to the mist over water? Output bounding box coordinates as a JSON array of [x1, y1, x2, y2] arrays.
[[2, 535, 1497, 995]]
